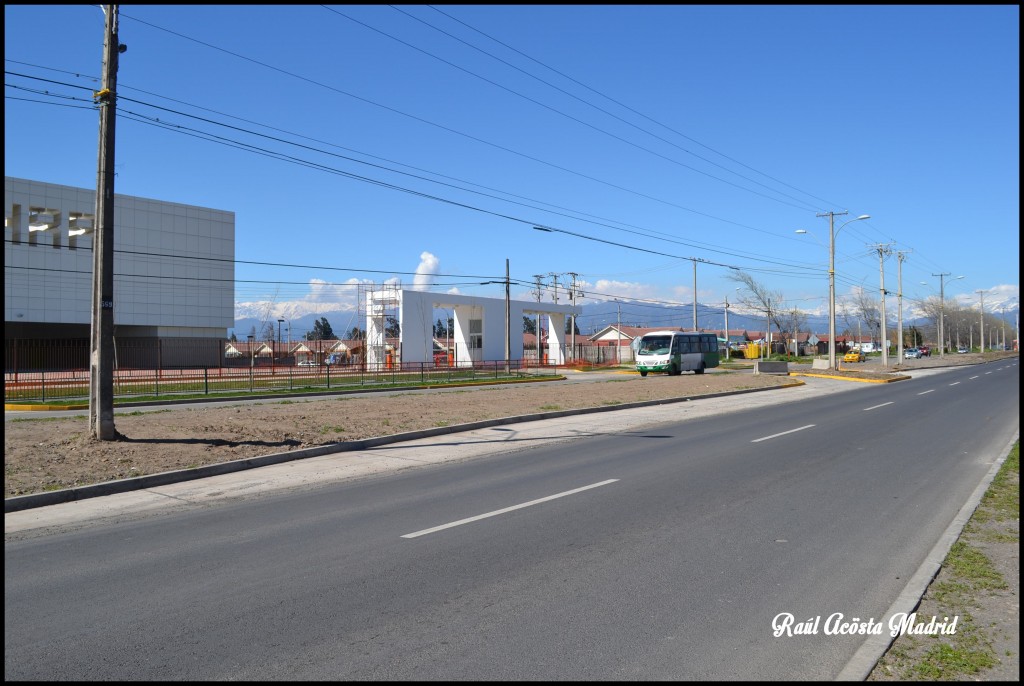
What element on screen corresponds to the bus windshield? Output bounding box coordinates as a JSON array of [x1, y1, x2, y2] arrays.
[[638, 335, 672, 355]]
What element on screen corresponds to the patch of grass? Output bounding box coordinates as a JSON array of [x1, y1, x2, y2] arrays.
[[602, 400, 623, 406], [435, 420, 450, 427], [10, 415, 89, 423], [538, 404, 562, 411], [319, 425, 346, 434]]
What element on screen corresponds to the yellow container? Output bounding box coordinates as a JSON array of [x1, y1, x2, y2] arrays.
[[744, 343, 761, 359]]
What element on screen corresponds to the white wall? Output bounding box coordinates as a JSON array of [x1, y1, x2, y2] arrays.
[[5, 177, 234, 338]]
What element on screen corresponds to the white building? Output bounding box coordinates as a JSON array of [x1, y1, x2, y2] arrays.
[[5, 177, 234, 365], [365, 288, 578, 366]]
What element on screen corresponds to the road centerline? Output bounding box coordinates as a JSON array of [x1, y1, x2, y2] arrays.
[[401, 479, 620, 538], [863, 401, 894, 411]]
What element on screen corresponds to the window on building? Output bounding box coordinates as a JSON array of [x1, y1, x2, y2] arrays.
[[469, 318, 483, 349]]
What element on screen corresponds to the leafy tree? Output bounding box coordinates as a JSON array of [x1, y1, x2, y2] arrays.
[[229, 332, 237, 342], [385, 315, 400, 338], [305, 317, 336, 341], [523, 316, 536, 334], [565, 318, 580, 335], [345, 326, 365, 340]]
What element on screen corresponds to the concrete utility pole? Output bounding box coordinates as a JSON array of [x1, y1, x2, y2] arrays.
[[504, 259, 510, 373], [870, 243, 893, 367], [533, 274, 544, 364], [568, 272, 580, 360], [692, 258, 698, 332], [896, 251, 910, 362], [976, 290, 986, 353], [90, 5, 125, 440], [723, 296, 731, 361], [932, 272, 951, 356]]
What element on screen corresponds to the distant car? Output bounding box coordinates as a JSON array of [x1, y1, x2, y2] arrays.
[[844, 349, 865, 363], [298, 360, 317, 367], [918, 346, 930, 357], [904, 348, 922, 359], [957, 346, 969, 354]]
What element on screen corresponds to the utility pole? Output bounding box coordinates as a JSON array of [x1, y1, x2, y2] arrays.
[[504, 259, 510, 373], [869, 243, 893, 367], [90, 5, 124, 440], [932, 272, 951, 357], [976, 290, 986, 353], [896, 251, 910, 362], [568, 272, 580, 361], [723, 296, 731, 361], [692, 258, 698, 332], [617, 300, 622, 365], [532, 274, 544, 364]]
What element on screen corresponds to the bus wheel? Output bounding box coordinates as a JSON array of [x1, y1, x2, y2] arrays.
[[639, 370, 648, 377], [695, 363, 705, 375]]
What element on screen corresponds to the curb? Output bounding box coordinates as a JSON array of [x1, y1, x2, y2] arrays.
[[787, 372, 911, 383], [4, 379, 804, 513]]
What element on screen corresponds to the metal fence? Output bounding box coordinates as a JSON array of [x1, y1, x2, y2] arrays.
[[4, 339, 560, 403]]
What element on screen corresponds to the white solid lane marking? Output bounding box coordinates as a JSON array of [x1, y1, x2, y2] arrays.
[[863, 402, 894, 411], [970, 376, 979, 379], [917, 390, 935, 395], [949, 382, 960, 386], [401, 479, 620, 538], [751, 424, 816, 443]]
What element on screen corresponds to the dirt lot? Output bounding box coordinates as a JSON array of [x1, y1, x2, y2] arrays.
[[4, 370, 801, 498]]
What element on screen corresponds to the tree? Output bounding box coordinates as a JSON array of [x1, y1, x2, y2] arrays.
[[345, 326, 365, 340], [248, 325, 256, 340], [433, 317, 453, 339], [385, 315, 400, 338], [727, 271, 785, 347], [305, 317, 336, 341], [261, 322, 275, 342], [523, 316, 536, 334], [565, 318, 580, 335], [229, 332, 237, 342]]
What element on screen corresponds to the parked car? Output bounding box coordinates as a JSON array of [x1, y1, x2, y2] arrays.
[[957, 346, 969, 354], [298, 360, 317, 367], [844, 349, 865, 363], [918, 346, 930, 357], [904, 348, 922, 359]]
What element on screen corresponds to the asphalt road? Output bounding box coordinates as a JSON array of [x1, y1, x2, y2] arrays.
[[4, 360, 1019, 680]]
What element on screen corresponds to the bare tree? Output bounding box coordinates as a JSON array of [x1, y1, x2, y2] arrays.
[[727, 271, 785, 349], [778, 308, 808, 355], [851, 287, 881, 343]]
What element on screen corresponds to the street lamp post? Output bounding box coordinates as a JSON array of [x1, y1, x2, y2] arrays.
[[803, 212, 870, 369]]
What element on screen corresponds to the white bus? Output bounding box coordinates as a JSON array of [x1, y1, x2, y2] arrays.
[[634, 331, 721, 377]]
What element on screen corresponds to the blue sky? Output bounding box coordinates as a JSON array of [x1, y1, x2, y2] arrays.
[[5, 5, 1019, 335]]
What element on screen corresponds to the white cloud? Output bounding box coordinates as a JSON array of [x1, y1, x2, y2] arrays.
[[413, 252, 439, 291]]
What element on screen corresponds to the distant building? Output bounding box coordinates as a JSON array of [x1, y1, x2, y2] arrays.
[[5, 177, 235, 366]]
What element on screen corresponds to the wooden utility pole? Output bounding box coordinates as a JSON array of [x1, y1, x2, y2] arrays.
[[90, 5, 124, 440]]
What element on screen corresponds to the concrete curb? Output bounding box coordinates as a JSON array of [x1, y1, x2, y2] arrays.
[[3, 379, 804, 513], [787, 372, 911, 383]]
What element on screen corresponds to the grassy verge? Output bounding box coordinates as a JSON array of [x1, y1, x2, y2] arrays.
[[870, 441, 1019, 680]]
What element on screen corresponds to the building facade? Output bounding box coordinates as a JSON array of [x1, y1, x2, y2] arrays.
[[5, 177, 234, 367]]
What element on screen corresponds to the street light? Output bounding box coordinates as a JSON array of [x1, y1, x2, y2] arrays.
[[800, 213, 870, 369]]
